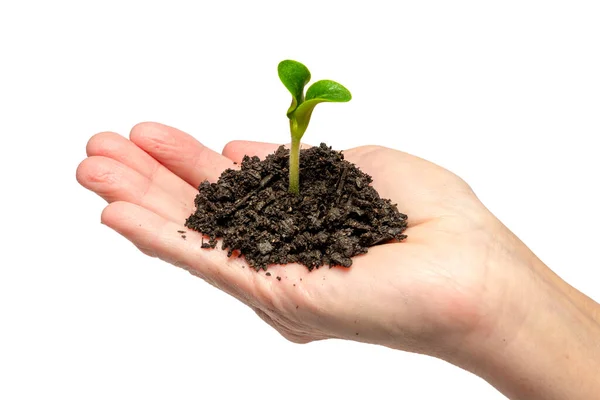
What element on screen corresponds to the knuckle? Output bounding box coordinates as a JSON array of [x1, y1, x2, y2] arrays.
[[77, 158, 124, 201], [85, 160, 119, 186]]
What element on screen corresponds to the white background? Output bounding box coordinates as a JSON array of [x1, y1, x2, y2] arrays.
[[1, 1, 599, 399]]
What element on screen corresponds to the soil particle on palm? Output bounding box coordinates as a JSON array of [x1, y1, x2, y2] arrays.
[[185, 143, 408, 271]]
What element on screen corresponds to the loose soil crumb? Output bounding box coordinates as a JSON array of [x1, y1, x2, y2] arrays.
[[185, 143, 408, 271]]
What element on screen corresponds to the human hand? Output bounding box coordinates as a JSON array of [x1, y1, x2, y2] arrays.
[[77, 122, 600, 399], [77, 121, 487, 348]]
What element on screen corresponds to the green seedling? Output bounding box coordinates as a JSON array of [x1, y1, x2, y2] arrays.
[[278, 60, 351, 194]]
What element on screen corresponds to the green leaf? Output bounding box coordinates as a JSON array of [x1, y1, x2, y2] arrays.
[[278, 60, 311, 116], [305, 79, 352, 103], [290, 80, 352, 140]]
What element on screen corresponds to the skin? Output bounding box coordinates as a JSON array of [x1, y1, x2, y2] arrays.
[[76, 122, 600, 399]]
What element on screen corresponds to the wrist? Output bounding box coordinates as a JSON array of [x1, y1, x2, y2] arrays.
[[452, 260, 600, 400]]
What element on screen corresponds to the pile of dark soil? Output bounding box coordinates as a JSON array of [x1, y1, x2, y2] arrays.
[[185, 143, 408, 271]]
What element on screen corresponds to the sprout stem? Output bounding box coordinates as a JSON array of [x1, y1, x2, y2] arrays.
[[289, 133, 301, 195]]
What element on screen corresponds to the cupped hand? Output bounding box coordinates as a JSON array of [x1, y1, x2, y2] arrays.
[[76, 122, 542, 358]]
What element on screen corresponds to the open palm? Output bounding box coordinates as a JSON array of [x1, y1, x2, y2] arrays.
[[77, 122, 526, 356]]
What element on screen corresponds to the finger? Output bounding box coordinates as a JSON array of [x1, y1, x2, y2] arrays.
[[221, 140, 312, 164], [76, 156, 193, 224], [222, 141, 280, 163], [129, 122, 234, 188], [101, 201, 258, 306], [86, 131, 198, 203]]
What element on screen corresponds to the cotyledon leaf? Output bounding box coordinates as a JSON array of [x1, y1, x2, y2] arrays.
[[305, 79, 352, 103], [278, 60, 311, 116]]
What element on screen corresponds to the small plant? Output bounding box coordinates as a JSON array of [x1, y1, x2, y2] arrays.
[[278, 60, 351, 194]]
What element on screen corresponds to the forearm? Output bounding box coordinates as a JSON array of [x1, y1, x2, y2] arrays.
[[456, 264, 600, 400]]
